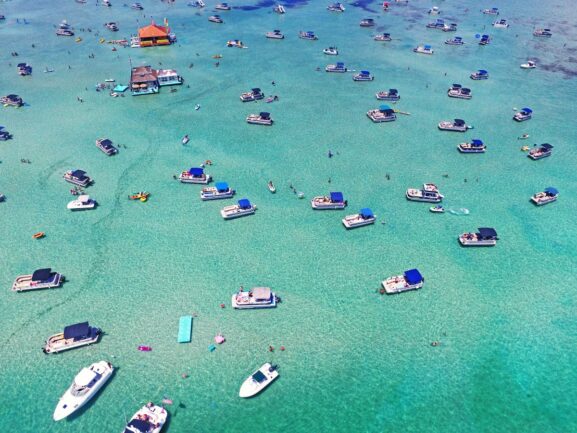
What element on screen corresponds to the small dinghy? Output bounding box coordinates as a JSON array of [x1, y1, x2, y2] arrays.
[[138, 345, 152, 352], [182, 135, 189, 144], [429, 205, 445, 213], [239, 363, 279, 398], [268, 181, 276, 193]]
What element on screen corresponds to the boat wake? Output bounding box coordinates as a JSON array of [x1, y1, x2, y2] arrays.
[[448, 207, 470, 216]]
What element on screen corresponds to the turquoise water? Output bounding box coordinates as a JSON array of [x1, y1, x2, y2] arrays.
[[1, 0, 577, 432]]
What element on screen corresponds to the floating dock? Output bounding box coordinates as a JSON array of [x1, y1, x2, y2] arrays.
[[177, 315, 193, 343]]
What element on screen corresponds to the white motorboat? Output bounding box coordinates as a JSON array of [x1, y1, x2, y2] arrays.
[[438, 119, 470, 132], [64, 169, 92, 187], [267, 181, 276, 193], [493, 19, 510, 28], [428, 6, 440, 15], [123, 403, 168, 433], [208, 15, 223, 23], [232, 287, 278, 309], [376, 89, 400, 101], [227, 39, 245, 48], [273, 4, 286, 14], [413, 44, 434, 54], [105, 22, 119, 32], [239, 363, 279, 398], [520, 60, 536, 69], [246, 112, 273, 125], [325, 62, 347, 72], [182, 135, 189, 144], [43, 322, 102, 354], [200, 182, 235, 200], [381, 268, 424, 294], [299, 31, 318, 40], [470, 69, 489, 80], [360, 18, 375, 27], [374, 33, 392, 41], [179, 167, 212, 184], [528, 143, 553, 160], [479, 34, 491, 45], [12, 268, 64, 292], [56, 20, 75, 36], [323, 46, 339, 55], [221, 199, 257, 219], [447, 84, 472, 99], [240, 88, 264, 102], [367, 105, 397, 123], [458, 139, 486, 153], [531, 187, 558, 206], [445, 36, 464, 45], [459, 227, 499, 247], [353, 70, 374, 81], [103, 0, 111, 6], [67, 194, 97, 211], [131, 3, 144, 10], [215, 2, 231, 10], [513, 107, 532, 122], [311, 191, 347, 209], [266, 30, 284, 39], [429, 205, 445, 213], [442, 23, 457, 32], [342, 208, 376, 229], [406, 183, 443, 203], [482, 7, 499, 15], [53, 361, 114, 421], [96, 138, 118, 155], [426, 19, 445, 30], [327, 2, 345, 12], [187, 0, 205, 7], [533, 28, 552, 37]]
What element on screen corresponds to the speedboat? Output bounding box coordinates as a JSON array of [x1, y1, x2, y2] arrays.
[[17, 63, 33, 76], [266, 30, 284, 39], [327, 2, 345, 12], [311, 191, 347, 209], [53, 361, 114, 421], [513, 107, 532, 122], [56, 20, 75, 36], [0, 94, 23, 107], [360, 18, 375, 27], [442, 23, 457, 32], [382, 269, 424, 294], [179, 167, 212, 184], [104, 22, 119, 31], [458, 139, 486, 153], [11, 268, 64, 292], [239, 363, 279, 398], [520, 60, 536, 69], [43, 322, 102, 354], [428, 6, 440, 15], [227, 40, 245, 48], [413, 44, 434, 54], [459, 227, 499, 247], [232, 287, 277, 309], [131, 3, 144, 10], [299, 31, 318, 40], [374, 33, 392, 41], [447, 84, 472, 99], [367, 105, 396, 122], [96, 138, 118, 155], [182, 135, 189, 144], [325, 62, 347, 72], [470, 69, 489, 80], [103, 0, 111, 6], [376, 89, 400, 101], [273, 4, 286, 14], [479, 34, 491, 45], [267, 181, 276, 193], [208, 15, 223, 23], [215, 2, 231, 10], [188, 0, 205, 7], [438, 119, 470, 132], [240, 88, 265, 102], [429, 205, 445, 213], [533, 28, 552, 37], [342, 208, 376, 229], [528, 143, 553, 160], [493, 19, 509, 28], [482, 7, 499, 15], [0, 127, 12, 141], [323, 46, 339, 55], [531, 187, 558, 206], [220, 198, 257, 219], [123, 403, 167, 433], [426, 19, 445, 30], [200, 182, 235, 200], [64, 169, 92, 187], [445, 36, 464, 45], [353, 70, 374, 81], [67, 194, 97, 211], [406, 183, 444, 203], [246, 112, 273, 125]]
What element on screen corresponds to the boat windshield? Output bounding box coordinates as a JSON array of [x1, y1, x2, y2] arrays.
[[252, 370, 267, 383]]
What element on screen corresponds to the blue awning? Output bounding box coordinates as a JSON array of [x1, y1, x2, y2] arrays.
[[330, 191, 344, 202], [251, 88, 261, 93], [424, 45, 432, 50], [63, 322, 90, 340], [189, 167, 204, 176], [71, 169, 87, 179], [238, 198, 251, 209], [541, 143, 553, 149], [360, 70, 370, 75], [360, 208, 373, 218], [478, 227, 497, 238], [32, 268, 53, 281], [521, 108, 533, 113], [389, 89, 398, 94], [336, 62, 345, 67], [452, 83, 462, 88], [404, 269, 424, 285], [544, 187, 558, 195], [379, 104, 391, 111], [471, 139, 483, 146], [478, 69, 488, 74], [260, 112, 270, 118], [215, 182, 229, 192], [454, 119, 465, 125]]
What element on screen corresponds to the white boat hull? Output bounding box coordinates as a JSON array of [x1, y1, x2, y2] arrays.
[[239, 363, 279, 398], [221, 205, 256, 219], [382, 276, 423, 294], [342, 215, 375, 229]]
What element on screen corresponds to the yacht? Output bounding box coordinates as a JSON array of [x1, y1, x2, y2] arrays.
[[447, 84, 472, 99], [43, 322, 102, 354], [442, 23, 457, 32], [232, 287, 277, 309], [12, 268, 64, 292], [367, 105, 396, 122], [482, 7, 499, 15], [239, 363, 279, 398], [240, 88, 265, 102], [381, 269, 424, 294], [406, 183, 444, 203], [56, 20, 74, 36], [533, 28, 552, 37], [493, 19, 510, 28], [246, 112, 273, 125], [438, 119, 470, 132], [123, 403, 168, 433], [531, 187, 558, 206], [131, 3, 144, 10], [479, 34, 491, 45], [53, 361, 114, 421], [179, 167, 212, 184], [413, 44, 434, 54], [96, 138, 118, 155], [470, 69, 489, 80], [208, 15, 223, 23], [104, 22, 119, 32], [266, 29, 284, 39], [513, 107, 532, 122], [64, 169, 92, 187], [428, 6, 440, 15], [528, 143, 553, 160], [374, 33, 392, 41], [325, 62, 347, 72], [323, 46, 339, 55], [342, 208, 376, 229], [299, 31, 318, 40], [520, 60, 536, 69], [220, 199, 257, 219], [353, 70, 374, 81], [327, 2, 345, 12], [360, 18, 375, 27], [311, 191, 347, 209], [445, 36, 464, 45], [215, 3, 231, 10], [227, 40, 245, 48], [459, 227, 499, 247], [200, 182, 235, 200], [67, 194, 97, 211], [0, 94, 23, 107], [426, 19, 445, 30], [458, 139, 486, 153], [18, 63, 33, 76], [273, 4, 286, 14], [376, 89, 400, 101]]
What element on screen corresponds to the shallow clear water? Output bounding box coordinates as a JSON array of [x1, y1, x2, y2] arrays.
[[1, 0, 577, 432]]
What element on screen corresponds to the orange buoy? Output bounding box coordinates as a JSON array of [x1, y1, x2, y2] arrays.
[[220, 303, 225, 308], [280, 346, 285, 351], [33, 232, 45, 239]]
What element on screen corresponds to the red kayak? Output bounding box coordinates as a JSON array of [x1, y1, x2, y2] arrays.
[[138, 345, 152, 352]]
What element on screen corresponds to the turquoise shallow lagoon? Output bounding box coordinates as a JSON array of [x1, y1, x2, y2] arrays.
[[1, 0, 577, 432]]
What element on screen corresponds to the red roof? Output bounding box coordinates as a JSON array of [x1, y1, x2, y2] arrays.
[[138, 23, 170, 38]]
